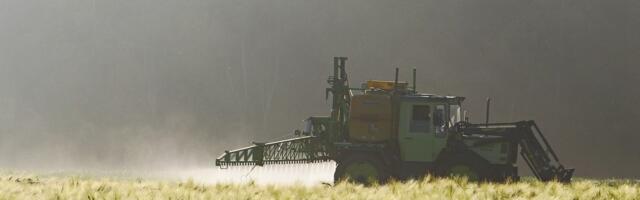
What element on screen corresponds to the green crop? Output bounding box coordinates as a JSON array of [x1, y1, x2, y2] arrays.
[[0, 172, 637, 200]]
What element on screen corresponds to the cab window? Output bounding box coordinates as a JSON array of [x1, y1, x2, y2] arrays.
[[449, 104, 461, 126], [410, 105, 431, 133], [434, 105, 446, 135]]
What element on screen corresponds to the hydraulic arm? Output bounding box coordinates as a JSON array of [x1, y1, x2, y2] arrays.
[[517, 121, 574, 182], [462, 121, 574, 182]]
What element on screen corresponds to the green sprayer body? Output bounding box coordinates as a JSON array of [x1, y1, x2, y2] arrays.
[[216, 57, 574, 183]]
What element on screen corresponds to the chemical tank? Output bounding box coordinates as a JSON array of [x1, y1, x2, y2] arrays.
[[348, 94, 392, 142]]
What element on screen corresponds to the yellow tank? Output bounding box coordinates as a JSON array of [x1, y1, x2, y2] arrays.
[[366, 80, 408, 91], [348, 94, 392, 142]]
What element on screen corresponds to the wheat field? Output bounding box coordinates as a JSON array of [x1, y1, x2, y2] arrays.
[[0, 172, 638, 200]]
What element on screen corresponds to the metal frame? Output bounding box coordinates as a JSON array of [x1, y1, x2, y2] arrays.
[[215, 136, 331, 167]]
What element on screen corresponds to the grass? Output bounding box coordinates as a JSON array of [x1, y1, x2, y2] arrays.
[[0, 172, 638, 200]]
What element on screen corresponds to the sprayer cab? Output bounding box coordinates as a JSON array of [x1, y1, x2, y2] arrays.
[[348, 90, 465, 143]]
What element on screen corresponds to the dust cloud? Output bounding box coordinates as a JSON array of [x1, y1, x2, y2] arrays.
[[0, 0, 638, 180]]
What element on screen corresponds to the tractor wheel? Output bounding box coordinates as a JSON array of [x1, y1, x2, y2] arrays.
[[334, 154, 389, 185], [437, 157, 488, 181]]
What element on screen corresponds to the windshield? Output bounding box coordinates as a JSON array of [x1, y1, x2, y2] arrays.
[[449, 104, 461, 126]]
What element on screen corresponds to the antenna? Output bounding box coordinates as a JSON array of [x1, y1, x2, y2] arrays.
[[393, 67, 399, 92], [485, 98, 491, 127], [412, 68, 417, 93]]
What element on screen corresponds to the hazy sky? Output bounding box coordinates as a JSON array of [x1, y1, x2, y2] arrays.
[[0, 0, 638, 178]]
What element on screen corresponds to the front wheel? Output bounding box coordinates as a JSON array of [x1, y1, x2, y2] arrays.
[[437, 158, 488, 181], [334, 154, 389, 185]]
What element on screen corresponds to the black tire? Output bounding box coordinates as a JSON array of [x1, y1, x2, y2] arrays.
[[436, 156, 489, 182], [334, 153, 390, 185], [496, 166, 520, 182], [475, 164, 520, 182]]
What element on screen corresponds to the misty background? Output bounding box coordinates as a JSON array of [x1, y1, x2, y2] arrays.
[[0, 0, 638, 178]]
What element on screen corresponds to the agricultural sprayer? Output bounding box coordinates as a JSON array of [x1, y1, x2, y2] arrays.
[[215, 57, 574, 183]]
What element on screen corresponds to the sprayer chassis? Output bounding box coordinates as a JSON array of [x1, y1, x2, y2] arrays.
[[215, 57, 573, 183]]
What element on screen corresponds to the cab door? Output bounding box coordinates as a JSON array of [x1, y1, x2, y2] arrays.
[[398, 101, 446, 162]]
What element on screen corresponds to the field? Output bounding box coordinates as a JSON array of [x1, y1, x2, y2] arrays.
[[0, 172, 638, 200]]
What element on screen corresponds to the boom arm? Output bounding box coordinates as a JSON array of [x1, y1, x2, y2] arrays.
[[462, 121, 574, 182], [517, 121, 574, 182], [216, 57, 351, 167], [215, 136, 330, 167]]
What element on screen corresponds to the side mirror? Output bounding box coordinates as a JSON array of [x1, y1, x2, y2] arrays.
[[464, 110, 469, 122]]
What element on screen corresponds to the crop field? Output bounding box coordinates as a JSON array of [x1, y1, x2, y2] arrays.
[[0, 171, 638, 200]]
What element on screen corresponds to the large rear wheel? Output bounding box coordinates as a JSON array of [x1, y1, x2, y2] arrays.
[[334, 154, 389, 185]]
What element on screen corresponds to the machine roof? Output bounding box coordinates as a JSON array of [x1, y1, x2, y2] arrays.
[[401, 93, 466, 102]]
